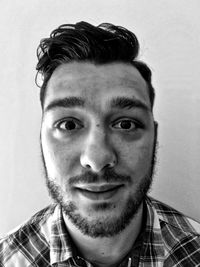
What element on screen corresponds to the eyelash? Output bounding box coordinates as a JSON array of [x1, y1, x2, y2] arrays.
[[54, 117, 143, 132], [55, 118, 83, 131], [112, 118, 143, 131]]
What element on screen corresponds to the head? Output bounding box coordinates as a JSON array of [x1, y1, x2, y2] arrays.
[[37, 21, 157, 238], [36, 21, 155, 110]]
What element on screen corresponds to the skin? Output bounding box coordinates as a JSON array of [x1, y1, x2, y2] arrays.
[[41, 62, 155, 267]]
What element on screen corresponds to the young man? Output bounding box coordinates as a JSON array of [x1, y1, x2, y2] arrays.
[[1, 21, 200, 266]]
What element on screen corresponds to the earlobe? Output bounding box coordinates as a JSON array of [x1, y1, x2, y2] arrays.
[[154, 121, 158, 139], [153, 121, 158, 150]]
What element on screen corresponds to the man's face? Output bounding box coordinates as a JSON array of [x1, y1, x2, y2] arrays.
[[41, 62, 156, 237]]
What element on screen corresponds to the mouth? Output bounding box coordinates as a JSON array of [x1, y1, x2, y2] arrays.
[[74, 184, 124, 201]]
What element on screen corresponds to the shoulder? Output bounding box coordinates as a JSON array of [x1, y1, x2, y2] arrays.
[[147, 196, 200, 235], [0, 204, 56, 267], [146, 196, 200, 265]]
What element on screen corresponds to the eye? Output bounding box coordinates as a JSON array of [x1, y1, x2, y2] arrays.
[[112, 119, 139, 131], [56, 119, 83, 131]]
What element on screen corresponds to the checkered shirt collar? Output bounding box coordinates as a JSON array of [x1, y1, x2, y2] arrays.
[[50, 205, 74, 265], [49, 197, 166, 266], [141, 197, 166, 263]]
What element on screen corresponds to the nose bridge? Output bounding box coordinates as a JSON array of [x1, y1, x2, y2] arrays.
[[80, 126, 116, 172], [89, 128, 109, 157]]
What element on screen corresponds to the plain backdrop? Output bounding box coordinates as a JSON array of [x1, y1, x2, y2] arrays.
[[0, 0, 200, 236]]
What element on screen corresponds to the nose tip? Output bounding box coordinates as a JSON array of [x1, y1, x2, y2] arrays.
[[80, 145, 117, 173]]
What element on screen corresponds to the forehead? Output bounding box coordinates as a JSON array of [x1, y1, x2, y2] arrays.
[[44, 62, 151, 110]]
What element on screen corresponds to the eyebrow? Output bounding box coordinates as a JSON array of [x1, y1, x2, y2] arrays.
[[110, 97, 150, 112], [44, 96, 150, 113], [44, 97, 84, 112]]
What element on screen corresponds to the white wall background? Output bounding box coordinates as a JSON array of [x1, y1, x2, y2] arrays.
[[0, 0, 200, 236]]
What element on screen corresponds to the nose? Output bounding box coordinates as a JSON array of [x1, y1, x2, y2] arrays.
[[80, 130, 117, 173]]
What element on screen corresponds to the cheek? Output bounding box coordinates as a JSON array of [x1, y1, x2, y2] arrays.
[[41, 129, 79, 179], [116, 136, 154, 174]]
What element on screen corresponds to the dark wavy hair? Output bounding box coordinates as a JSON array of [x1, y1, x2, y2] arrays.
[[36, 21, 155, 109]]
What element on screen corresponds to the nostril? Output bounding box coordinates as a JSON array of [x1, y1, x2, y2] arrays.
[[105, 164, 112, 169], [108, 159, 116, 168], [103, 160, 116, 170], [85, 164, 91, 169]]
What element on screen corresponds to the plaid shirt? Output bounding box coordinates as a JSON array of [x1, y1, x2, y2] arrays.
[[1, 196, 200, 266]]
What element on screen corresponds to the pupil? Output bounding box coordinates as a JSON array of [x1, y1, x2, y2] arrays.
[[121, 120, 131, 129], [65, 121, 76, 130]]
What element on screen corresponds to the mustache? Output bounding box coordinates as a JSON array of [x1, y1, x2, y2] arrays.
[[68, 169, 132, 186]]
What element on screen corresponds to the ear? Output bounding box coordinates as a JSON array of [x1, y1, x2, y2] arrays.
[[154, 121, 158, 135], [154, 121, 158, 144]]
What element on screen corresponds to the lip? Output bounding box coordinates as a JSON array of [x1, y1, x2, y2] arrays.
[[75, 184, 124, 200]]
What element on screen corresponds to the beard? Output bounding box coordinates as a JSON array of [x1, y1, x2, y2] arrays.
[[45, 169, 153, 238], [41, 134, 157, 238]]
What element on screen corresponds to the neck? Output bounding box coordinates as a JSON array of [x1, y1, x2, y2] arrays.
[[64, 204, 143, 267]]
